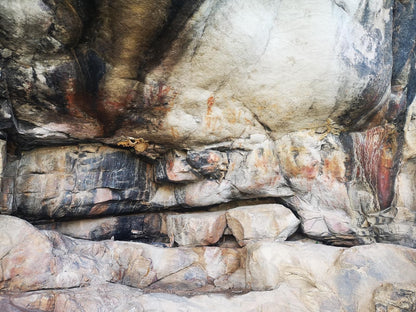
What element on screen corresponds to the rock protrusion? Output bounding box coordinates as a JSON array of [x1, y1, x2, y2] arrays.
[[226, 204, 300, 246], [166, 211, 226, 247]]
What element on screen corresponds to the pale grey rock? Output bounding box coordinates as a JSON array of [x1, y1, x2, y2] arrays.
[[136, 0, 393, 146], [0, 282, 344, 312], [246, 241, 416, 312], [226, 204, 300, 246], [0, 0, 55, 54], [246, 241, 343, 291], [149, 265, 208, 291], [166, 211, 226, 246], [0, 215, 55, 291], [201, 247, 242, 280], [226, 139, 293, 198]]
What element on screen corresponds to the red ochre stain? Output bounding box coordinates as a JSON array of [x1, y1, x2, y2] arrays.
[[207, 96, 215, 115], [65, 78, 87, 118], [353, 126, 398, 209]]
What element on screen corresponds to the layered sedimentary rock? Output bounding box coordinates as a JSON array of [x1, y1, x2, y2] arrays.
[[1, 0, 416, 311], [2, 215, 416, 311]]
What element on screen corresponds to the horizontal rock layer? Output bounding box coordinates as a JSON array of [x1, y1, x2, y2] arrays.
[[1, 0, 416, 310], [1, 215, 416, 312], [1, 127, 414, 247]]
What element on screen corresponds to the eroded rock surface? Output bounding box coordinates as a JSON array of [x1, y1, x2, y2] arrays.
[[226, 204, 300, 246], [1, 215, 416, 312], [1, 0, 416, 310]]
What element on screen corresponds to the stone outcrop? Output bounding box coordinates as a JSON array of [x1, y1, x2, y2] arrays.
[[226, 204, 300, 246], [166, 211, 226, 246], [1, 0, 416, 310], [2, 215, 416, 311]]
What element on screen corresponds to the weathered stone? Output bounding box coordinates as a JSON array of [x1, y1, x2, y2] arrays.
[[186, 150, 228, 180], [36, 213, 166, 242], [0, 282, 343, 312], [0, 215, 55, 291], [4, 144, 154, 219], [0, 215, 241, 294], [246, 242, 416, 311], [129, 0, 393, 146], [1, 0, 416, 309], [167, 211, 226, 246], [155, 150, 200, 183], [226, 204, 300, 246], [201, 247, 242, 280], [373, 283, 416, 312]]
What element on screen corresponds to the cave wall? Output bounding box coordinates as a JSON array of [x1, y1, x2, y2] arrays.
[[1, 0, 416, 311]]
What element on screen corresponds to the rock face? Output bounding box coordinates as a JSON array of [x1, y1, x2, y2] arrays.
[[166, 211, 226, 246], [2, 215, 416, 311], [226, 204, 300, 246], [1, 0, 416, 310]]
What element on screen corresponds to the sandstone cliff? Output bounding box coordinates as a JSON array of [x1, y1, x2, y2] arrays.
[[1, 1, 416, 311]]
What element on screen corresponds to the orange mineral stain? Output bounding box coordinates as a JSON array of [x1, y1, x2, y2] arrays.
[[207, 96, 215, 115]]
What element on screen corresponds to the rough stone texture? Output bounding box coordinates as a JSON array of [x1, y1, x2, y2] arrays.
[[226, 204, 300, 246], [0, 0, 395, 145], [2, 144, 154, 219], [2, 216, 416, 311], [1, 130, 414, 246], [0, 215, 241, 293], [36, 213, 166, 242], [0, 283, 343, 312], [246, 242, 416, 312], [166, 211, 226, 246], [373, 283, 416, 312], [1, 0, 416, 310]]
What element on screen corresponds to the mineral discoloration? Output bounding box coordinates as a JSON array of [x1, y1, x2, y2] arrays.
[[1, 0, 416, 310]]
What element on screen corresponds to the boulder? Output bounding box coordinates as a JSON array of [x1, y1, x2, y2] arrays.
[[226, 204, 300, 246], [166, 211, 226, 246]]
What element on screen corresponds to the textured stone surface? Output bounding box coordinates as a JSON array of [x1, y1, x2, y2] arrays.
[[0, 215, 238, 293], [0, 282, 343, 312], [0, 139, 5, 191], [246, 242, 416, 312], [2, 144, 154, 219], [0, 0, 408, 147], [1, 0, 416, 310], [226, 204, 300, 246], [36, 213, 166, 242], [1, 131, 414, 246], [166, 211, 226, 246], [373, 283, 416, 312], [2, 215, 416, 312]]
